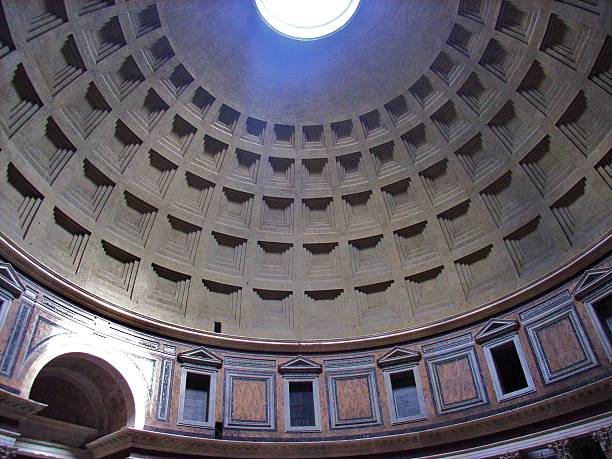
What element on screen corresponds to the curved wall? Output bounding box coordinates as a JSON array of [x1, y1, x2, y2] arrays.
[[0, 258, 610, 458], [0, 0, 610, 343]]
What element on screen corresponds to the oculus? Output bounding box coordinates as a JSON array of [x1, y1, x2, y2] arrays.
[[254, 0, 360, 40]]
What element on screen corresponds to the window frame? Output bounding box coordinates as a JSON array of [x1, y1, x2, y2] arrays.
[[482, 333, 535, 402], [382, 363, 427, 425], [0, 290, 11, 331], [282, 374, 321, 432], [584, 287, 612, 363], [177, 365, 217, 428]]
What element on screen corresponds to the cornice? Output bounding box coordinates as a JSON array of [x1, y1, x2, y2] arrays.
[[86, 378, 612, 458], [0, 388, 46, 423]]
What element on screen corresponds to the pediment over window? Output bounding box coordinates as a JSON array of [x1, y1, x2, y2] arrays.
[[377, 347, 421, 368], [0, 262, 25, 298], [177, 347, 223, 368], [571, 267, 612, 300], [278, 355, 322, 374], [475, 319, 519, 344]]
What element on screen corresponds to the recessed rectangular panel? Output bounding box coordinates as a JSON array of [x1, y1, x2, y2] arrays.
[[224, 369, 276, 430], [326, 368, 381, 429], [425, 343, 487, 414], [521, 293, 597, 384]]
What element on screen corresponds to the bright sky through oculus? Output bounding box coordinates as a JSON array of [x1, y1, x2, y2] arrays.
[[254, 0, 361, 40]]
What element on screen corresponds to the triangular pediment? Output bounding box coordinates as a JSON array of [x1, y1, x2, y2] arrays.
[[0, 262, 25, 298], [571, 268, 612, 299], [377, 347, 421, 368], [475, 319, 519, 344], [177, 347, 223, 368], [278, 356, 322, 374]]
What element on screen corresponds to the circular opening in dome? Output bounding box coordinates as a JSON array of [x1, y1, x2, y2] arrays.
[[254, 0, 361, 40]]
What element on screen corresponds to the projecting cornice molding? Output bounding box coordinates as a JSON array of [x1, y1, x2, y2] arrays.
[[278, 355, 322, 374], [571, 267, 612, 300], [0, 388, 46, 422], [475, 319, 520, 344], [0, 262, 25, 298], [377, 347, 421, 367], [177, 347, 223, 368], [85, 379, 612, 459]]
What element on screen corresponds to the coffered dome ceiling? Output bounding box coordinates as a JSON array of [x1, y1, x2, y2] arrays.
[[0, 0, 610, 343], [162, 0, 455, 121]]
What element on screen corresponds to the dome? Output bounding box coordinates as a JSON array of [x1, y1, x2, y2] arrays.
[[0, 0, 610, 347], [0, 1, 611, 458]]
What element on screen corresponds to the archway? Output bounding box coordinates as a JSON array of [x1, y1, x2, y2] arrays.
[[22, 352, 136, 448]]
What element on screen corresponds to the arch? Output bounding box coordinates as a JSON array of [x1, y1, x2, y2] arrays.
[[19, 334, 147, 429]]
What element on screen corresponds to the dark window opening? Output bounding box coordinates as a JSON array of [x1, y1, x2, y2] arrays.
[[289, 381, 315, 427], [390, 371, 420, 419], [214, 321, 222, 333], [594, 296, 612, 344], [183, 373, 210, 423], [491, 342, 528, 394]]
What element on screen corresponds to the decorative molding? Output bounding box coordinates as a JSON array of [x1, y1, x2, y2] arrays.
[[426, 346, 488, 414], [278, 356, 322, 374], [0, 387, 46, 422], [223, 369, 276, 430], [547, 439, 574, 459], [156, 359, 173, 422], [422, 333, 473, 356], [475, 319, 519, 344], [377, 347, 421, 368], [571, 267, 612, 300], [519, 291, 573, 324], [324, 355, 375, 369], [224, 357, 275, 369], [85, 380, 612, 459], [326, 368, 382, 430], [0, 291, 34, 377], [0, 262, 24, 298], [23, 315, 72, 360], [592, 427, 611, 456], [177, 347, 223, 368], [522, 299, 597, 384], [498, 453, 521, 459]]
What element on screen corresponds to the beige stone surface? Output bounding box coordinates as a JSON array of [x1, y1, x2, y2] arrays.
[[0, 0, 610, 341]]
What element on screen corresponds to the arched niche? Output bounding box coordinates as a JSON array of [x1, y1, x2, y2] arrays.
[[16, 334, 149, 450], [21, 351, 137, 448]]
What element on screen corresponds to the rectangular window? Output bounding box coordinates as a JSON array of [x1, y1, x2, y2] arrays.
[[594, 297, 612, 346], [0, 292, 11, 330], [383, 366, 426, 424], [289, 381, 315, 427], [390, 371, 420, 419], [586, 292, 612, 362], [178, 368, 217, 428], [183, 373, 210, 423], [491, 342, 528, 394], [283, 376, 321, 432], [484, 334, 534, 401]]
